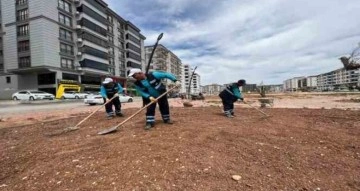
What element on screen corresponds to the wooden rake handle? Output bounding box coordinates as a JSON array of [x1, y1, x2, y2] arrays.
[[73, 95, 119, 128], [112, 85, 178, 130]]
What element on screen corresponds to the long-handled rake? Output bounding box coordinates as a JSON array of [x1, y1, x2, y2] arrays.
[[64, 95, 119, 131], [243, 101, 270, 117], [98, 86, 178, 135]]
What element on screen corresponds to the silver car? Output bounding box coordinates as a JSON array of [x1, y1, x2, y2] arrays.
[[12, 90, 55, 101]]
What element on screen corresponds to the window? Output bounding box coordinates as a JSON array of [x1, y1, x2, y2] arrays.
[[17, 24, 29, 36], [19, 56, 31, 68], [16, 0, 27, 5], [109, 67, 114, 75], [60, 43, 73, 55], [79, 31, 108, 48], [108, 25, 113, 33], [59, 28, 73, 41], [109, 58, 114, 66], [79, 18, 107, 36], [80, 45, 108, 59], [62, 73, 78, 81], [108, 36, 114, 44], [58, 13, 72, 27], [61, 58, 74, 69], [16, 9, 28, 21], [18, 40, 30, 52], [6, 77, 11, 84], [58, 0, 72, 13], [38, 73, 56, 85], [107, 15, 113, 23]]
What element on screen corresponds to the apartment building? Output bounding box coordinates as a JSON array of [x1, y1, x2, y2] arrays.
[[306, 76, 317, 89], [191, 72, 201, 94], [201, 84, 223, 95], [144, 44, 182, 88], [181, 64, 201, 94], [242, 84, 257, 93], [258, 84, 283, 93], [317, 68, 360, 91], [283, 77, 305, 91], [0, 0, 145, 99]]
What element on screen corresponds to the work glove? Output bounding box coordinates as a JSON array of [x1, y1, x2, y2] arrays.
[[174, 80, 181, 87], [149, 96, 157, 102], [105, 98, 110, 102], [239, 97, 244, 102], [114, 93, 119, 97]]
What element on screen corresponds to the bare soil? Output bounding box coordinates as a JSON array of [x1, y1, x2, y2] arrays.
[[1, 105, 359, 191]]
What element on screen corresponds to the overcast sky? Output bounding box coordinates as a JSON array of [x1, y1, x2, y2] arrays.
[[104, 0, 360, 85]]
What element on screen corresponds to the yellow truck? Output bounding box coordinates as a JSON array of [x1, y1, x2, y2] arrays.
[[55, 80, 82, 99]]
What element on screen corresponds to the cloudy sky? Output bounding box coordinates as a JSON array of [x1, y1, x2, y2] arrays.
[[104, 0, 360, 85]]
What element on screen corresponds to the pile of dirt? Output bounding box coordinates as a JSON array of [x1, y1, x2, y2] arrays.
[[0, 107, 359, 190]]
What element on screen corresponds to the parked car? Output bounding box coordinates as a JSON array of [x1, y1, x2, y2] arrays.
[[84, 94, 133, 105], [61, 91, 89, 99], [12, 90, 55, 101]]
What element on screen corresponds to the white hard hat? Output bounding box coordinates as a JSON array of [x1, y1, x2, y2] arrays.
[[128, 68, 142, 77], [103, 77, 113, 84]]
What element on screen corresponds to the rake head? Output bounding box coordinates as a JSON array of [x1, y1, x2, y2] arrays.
[[98, 126, 118, 135]]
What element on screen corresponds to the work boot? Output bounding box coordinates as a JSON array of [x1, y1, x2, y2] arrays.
[[107, 115, 114, 120], [164, 119, 174, 124], [226, 114, 234, 118], [115, 112, 124, 117], [144, 123, 154, 130]]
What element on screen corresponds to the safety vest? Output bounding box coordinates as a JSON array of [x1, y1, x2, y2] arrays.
[[134, 72, 166, 93], [103, 83, 120, 97]]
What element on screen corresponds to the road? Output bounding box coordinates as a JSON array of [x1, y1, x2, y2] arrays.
[[0, 97, 143, 115]]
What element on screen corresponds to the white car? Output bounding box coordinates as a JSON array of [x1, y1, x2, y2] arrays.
[[61, 91, 89, 99], [12, 90, 55, 101], [84, 94, 133, 105]]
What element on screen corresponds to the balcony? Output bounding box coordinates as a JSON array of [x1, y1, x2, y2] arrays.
[[126, 61, 141, 69]]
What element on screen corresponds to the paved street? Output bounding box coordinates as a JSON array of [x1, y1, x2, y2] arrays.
[[0, 97, 143, 115]]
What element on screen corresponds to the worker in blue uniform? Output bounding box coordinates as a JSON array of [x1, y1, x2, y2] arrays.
[[100, 77, 124, 119], [128, 68, 180, 130], [219, 79, 246, 118]]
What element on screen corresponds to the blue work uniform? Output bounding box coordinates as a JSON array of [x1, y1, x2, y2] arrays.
[[134, 71, 177, 125], [100, 82, 124, 116], [219, 83, 243, 116]]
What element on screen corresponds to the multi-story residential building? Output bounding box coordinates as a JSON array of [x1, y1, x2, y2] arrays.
[[191, 72, 201, 94], [181, 64, 201, 94], [182, 64, 190, 93], [0, 0, 145, 99], [145, 44, 182, 88], [201, 84, 223, 95], [317, 68, 360, 91], [242, 84, 257, 93], [283, 77, 305, 91], [306, 76, 317, 88], [258, 84, 283, 93]]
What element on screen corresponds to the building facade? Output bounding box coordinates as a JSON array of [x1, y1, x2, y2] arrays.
[[181, 64, 201, 94], [317, 68, 360, 91], [283, 77, 305, 92], [0, 0, 145, 99], [201, 84, 223, 95], [145, 44, 182, 89]]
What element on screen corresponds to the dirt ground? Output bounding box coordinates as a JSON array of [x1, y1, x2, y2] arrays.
[[0, 93, 360, 190]]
